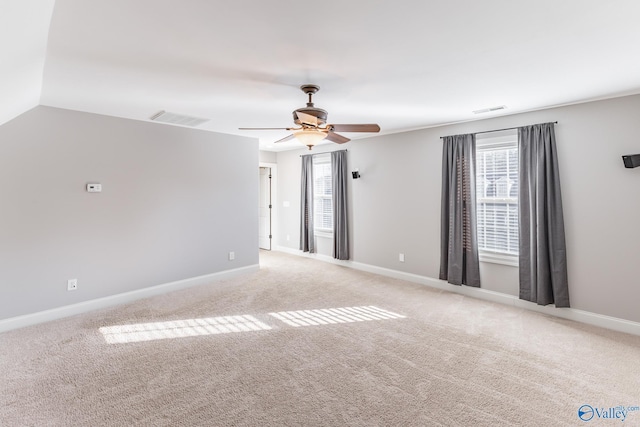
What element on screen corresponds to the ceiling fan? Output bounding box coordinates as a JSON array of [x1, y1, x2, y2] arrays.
[[239, 84, 380, 150]]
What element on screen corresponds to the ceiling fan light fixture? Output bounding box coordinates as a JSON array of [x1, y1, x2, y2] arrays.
[[240, 84, 380, 149], [294, 129, 326, 150]]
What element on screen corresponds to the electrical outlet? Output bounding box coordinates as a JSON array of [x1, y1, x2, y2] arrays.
[[229, 251, 235, 261], [399, 253, 405, 263], [67, 279, 78, 291], [286, 234, 290, 241]]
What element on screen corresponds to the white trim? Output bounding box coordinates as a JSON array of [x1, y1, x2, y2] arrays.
[[312, 153, 331, 164], [259, 162, 277, 249], [475, 129, 518, 149], [314, 230, 333, 239], [0, 265, 260, 333], [274, 245, 344, 264], [479, 251, 519, 267], [313, 155, 333, 233], [258, 162, 277, 168], [273, 247, 640, 336]]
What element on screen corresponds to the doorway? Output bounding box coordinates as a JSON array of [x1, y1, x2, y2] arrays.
[[258, 166, 272, 250]]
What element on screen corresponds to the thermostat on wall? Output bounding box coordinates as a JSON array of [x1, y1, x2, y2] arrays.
[[86, 183, 102, 193]]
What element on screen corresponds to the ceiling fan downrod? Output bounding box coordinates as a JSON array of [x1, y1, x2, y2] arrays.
[[300, 84, 320, 107]]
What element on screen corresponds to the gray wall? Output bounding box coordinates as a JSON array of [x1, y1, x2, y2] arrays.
[[259, 150, 277, 164], [276, 94, 640, 323], [0, 106, 258, 320]]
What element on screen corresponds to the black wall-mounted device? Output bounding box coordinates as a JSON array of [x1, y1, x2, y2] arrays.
[[622, 154, 640, 169], [352, 169, 361, 179]]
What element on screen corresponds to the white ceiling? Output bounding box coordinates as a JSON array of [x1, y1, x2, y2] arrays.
[[0, 0, 55, 125], [4, 0, 640, 151]]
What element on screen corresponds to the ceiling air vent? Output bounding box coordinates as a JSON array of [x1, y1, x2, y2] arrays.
[[150, 111, 209, 127], [472, 105, 507, 114]]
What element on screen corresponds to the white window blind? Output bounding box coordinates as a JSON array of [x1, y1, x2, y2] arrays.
[[476, 131, 518, 257], [313, 155, 333, 232]]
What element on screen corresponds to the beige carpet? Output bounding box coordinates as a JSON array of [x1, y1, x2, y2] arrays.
[[1, 251, 639, 426]]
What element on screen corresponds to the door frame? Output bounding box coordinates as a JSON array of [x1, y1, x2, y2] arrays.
[[259, 162, 277, 249]]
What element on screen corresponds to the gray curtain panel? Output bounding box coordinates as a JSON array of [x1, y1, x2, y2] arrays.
[[300, 154, 314, 253], [331, 150, 349, 260], [518, 123, 570, 307], [439, 134, 481, 287]]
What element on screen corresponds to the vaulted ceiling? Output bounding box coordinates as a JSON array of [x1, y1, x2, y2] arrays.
[[3, 0, 640, 150]]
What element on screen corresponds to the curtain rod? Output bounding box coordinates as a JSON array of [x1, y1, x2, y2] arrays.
[[439, 121, 558, 139], [300, 149, 347, 157]]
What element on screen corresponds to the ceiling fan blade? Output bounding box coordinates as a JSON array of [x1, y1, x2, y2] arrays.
[[295, 111, 319, 126], [325, 131, 350, 144], [328, 124, 380, 133], [273, 134, 296, 144], [239, 127, 295, 130]]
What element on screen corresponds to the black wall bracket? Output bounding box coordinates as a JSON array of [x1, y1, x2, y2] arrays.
[[622, 154, 640, 168]]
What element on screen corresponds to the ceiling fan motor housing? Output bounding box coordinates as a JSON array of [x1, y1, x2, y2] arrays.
[[293, 84, 328, 126], [292, 107, 328, 126]]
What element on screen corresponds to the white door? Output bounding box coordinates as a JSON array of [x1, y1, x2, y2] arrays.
[[258, 167, 272, 250]]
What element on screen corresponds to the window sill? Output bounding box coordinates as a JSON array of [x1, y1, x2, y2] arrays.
[[479, 251, 518, 267], [314, 230, 333, 239]]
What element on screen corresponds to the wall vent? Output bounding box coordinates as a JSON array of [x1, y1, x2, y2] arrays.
[[150, 110, 209, 127], [472, 105, 507, 114]]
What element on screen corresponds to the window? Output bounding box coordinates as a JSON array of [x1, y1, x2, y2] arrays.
[[313, 154, 332, 233], [475, 130, 518, 264]]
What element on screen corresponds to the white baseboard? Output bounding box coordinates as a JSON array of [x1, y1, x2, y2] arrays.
[[273, 246, 640, 337], [0, 264, 260, 333]]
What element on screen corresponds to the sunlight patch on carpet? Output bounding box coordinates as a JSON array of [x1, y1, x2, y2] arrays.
[[268, 305, 405, 327], [99, 315, 272, 344]]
